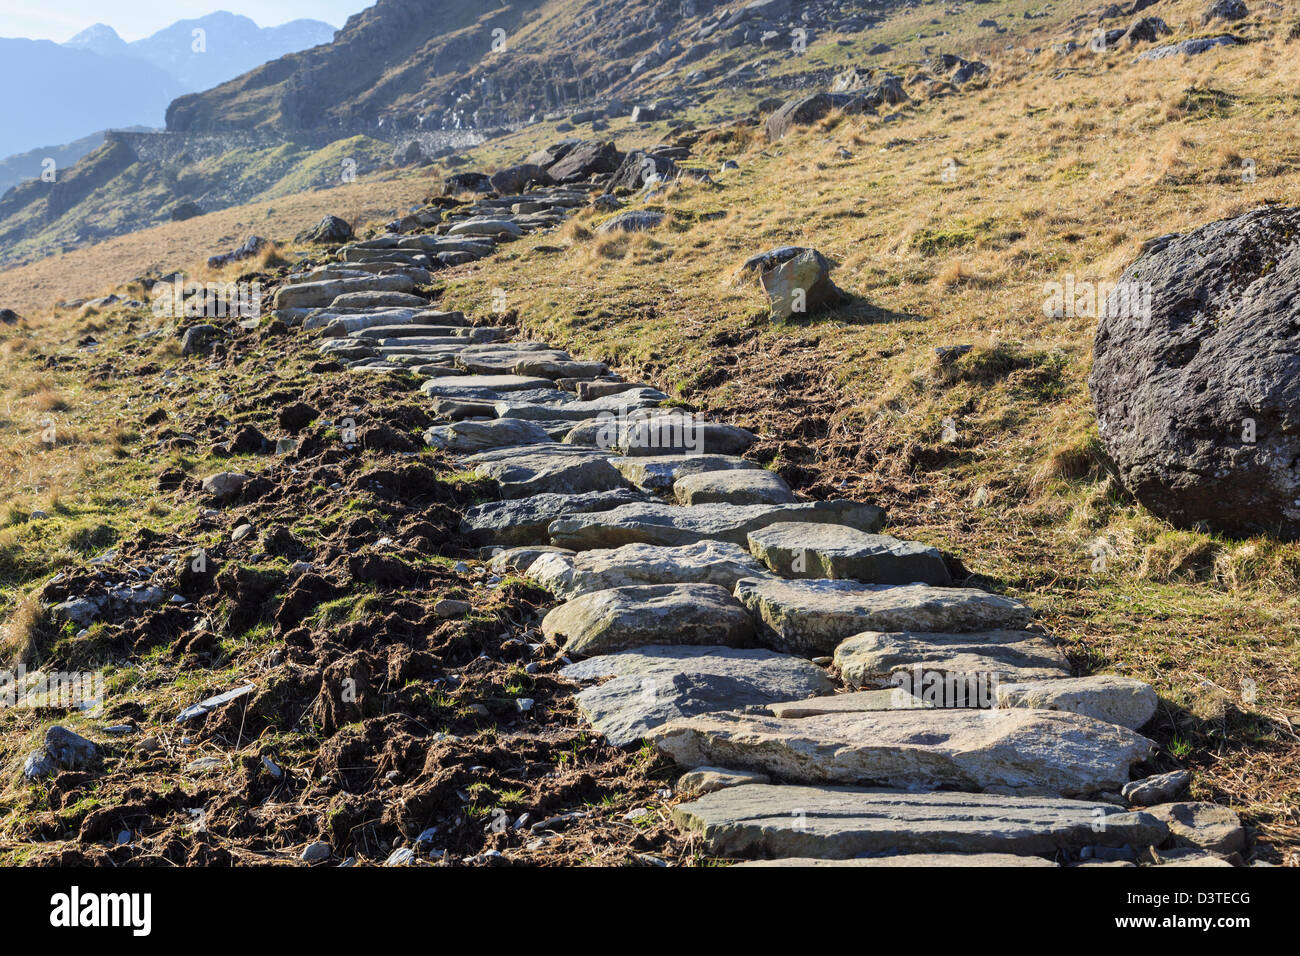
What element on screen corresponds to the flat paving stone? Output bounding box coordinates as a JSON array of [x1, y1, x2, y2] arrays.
[[494, 387, 668, 423], [835, 629, 1070, 687], [461, 489, 648, 545], [1147, 802, 1246, 855], [542, 584, 755, 657], [768, 689, 905, 718], [671, 785, 1169, 859], [423, 417, 552, 452], [609, 454, 762, 492], [996, 675, 1158, 730], [420, 374, 553, 399], [459, 349, 572, 374], [674, 469, 797, 506], [549, 499, 885, 551], [560, 645, 834, 746], [652, 708, 1156, 796], [527, 540, 770, 599], [746, 522, 951, 585], [464, 444, 632, 498], [735, 578, 1033, 655]]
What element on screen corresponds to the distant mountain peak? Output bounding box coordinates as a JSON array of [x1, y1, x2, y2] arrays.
[[64, 23, 129, 56]]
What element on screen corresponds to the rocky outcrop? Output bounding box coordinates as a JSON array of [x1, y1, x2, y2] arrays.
[[1089, 206, 1300, 539]]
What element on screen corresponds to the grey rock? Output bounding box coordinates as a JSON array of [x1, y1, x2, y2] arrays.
[[462, 489, 649, 545], [423, 418, 553, 452], [527, 540, 770, 598], [296, 215, 354, 244], [1090, 206, 1300, 538], [746, 522, 951, 585], [549, 499, 885, 550], [997, 675, 1158, 729], [420, 374, 554, 399], [610, 454, 762, 491], [677, 767, 771, 795], [765, 92, 859, 141], [1123, 770, 1192, 806], [180, 324, 219, 355], [273, 274, 414, 310], [301, 841, 332, 863], [768, 689, 904, 718], [541, 583, 755, 656], [464, 444, 633, 498], [673, 785, 1170, 858], [835, 630, 1070, 687], [23, 726, 100, 779], [737, 246, 845, 322], [675, 469, 796, 505], [487, 545, 575, 574], [737, 579, 1033, 655], [1147, 802, 1246, 854], [200, 472, 249, 501], [561, 645, 834, 746], [653, 708, 1156, 795], [176, 684, 256, 723], [1135, 34, 1243, 60], [597, 210, 666, 234], [1202, 0, 1248, 23]]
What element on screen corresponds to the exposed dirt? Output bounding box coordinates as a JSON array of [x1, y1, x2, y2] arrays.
[[2, 294, 694, 867]]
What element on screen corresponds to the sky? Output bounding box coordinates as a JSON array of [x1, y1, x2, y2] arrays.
[[0, 1, 374, 42]]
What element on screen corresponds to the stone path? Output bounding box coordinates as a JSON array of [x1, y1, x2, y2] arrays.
[[267, 173, 1244, 867]]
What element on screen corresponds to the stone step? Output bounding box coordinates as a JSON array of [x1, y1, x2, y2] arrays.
[[459, 348, 573, 374], [996, 675, 1158, 730], [767, 689, 902, 717], [560, 645, 833, 747], [747, 521, 951, 585], [493, 388, 669, 422], [548, 499, 885, 551], [671, 785, 1170, 859], [420, 374, 556, 399], [461, 489, 648, 546], [674, 469, 797, 505], [330, 291, 428, 310], [735, 578, 1032, 655], [609, 454, 763, 491], [834, 629, 1071, 687], [541, 584, 755, 657], [527, 540, 771, 599], [352, 323, 471, 338], [423, 417, 553, 452], [651, 708, 1155, 796], [464, 444, 631, 498], [273, 273, 415, 310]]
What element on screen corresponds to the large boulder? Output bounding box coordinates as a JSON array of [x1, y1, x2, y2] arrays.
[[546, 140, 621, 183], [296, 215, 354, 244], [489, 163, 553, 194], [1089, 206, 1300, 539], [737, 246, 847, 321], [1202, 0, 1248, 23], [765, 92, 861, 141], [606, 150, 679, 191]]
